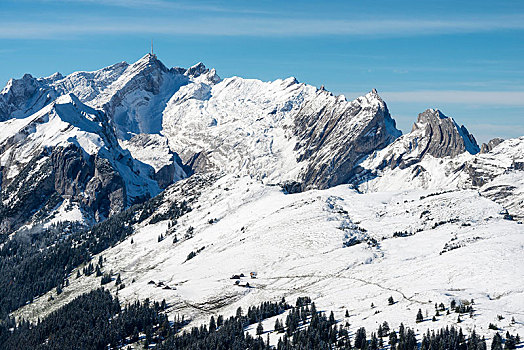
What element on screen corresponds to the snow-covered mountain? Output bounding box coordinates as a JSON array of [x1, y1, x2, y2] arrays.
[[0, 54, 405, 231], [352, 109, 524, 218], [0, 93, 162, 232], [1, 54, 523, 347], [163, 78, 401, 190]]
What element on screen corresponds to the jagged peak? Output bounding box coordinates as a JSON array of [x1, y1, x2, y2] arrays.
[[43, 72, 63, 81], [129, 53, 168, 73], [480, 137, 505, 153], [353, 89, 388, 110], [184, 62, 221, 84], [1, 73, 40, 97], [185, 62, 208, 77], [411, 108, 480, 155]]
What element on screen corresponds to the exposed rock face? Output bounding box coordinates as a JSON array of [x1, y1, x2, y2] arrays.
[[356, 108, 481, 178], [480, 138, 504, 153], [0, 143, 129, 234], [0, 93, 159, 232], [412, 109, 479, 158], [83, 156, 126, 220], [162, 77, 401, 189], [294, 89, 401, 190]]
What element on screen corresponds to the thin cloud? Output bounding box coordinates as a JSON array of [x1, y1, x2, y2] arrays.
[[35, 0, 270, 13], [1, 15, 524, 39]]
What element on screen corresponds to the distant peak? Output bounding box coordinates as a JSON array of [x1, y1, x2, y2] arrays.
[[131, 53, 167, 73], [361, 89, 385, 105], [417, 108, 448, 123], [412, 108, 480, 155], [139, 53, 158, 62], [185, 62, 208, 77]]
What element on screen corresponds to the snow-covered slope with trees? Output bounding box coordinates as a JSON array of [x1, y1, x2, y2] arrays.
[[14, 174, 524, 344], [0, 54, 522, 349]]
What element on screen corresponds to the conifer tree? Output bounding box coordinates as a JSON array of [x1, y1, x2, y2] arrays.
[[382, 321, 390, 336], [416, 309, 424, 322], [492, 333, 503, 350], [389, 331, 398, 349], [257, 321, 264, 335], [209, 316, 216, 332]]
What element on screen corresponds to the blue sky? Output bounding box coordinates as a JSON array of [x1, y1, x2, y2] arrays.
[[1, 0, 523, 143]]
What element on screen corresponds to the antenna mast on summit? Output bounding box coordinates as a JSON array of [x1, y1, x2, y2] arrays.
[[151, 39, 154, 55]]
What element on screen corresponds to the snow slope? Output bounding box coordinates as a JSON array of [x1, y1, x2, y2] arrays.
[[15, 175, 524, 343]]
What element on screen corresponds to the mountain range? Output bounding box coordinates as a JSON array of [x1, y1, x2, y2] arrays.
[[1, 54, 522, 348]]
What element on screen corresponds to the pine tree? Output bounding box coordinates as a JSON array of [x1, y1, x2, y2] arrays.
[[370, 333, 378, 350], [236, 306, 243, 318], [115, 274, 121, 285], [345, 309, 350, 317], [388, 296, 395, 305], [389, 331, 398, 348], [355, 327, 367, 349], [416, 309, 424, 323], [209, 316, 216, 332], [329, 311, 335, 325], [95, 265, 102, 277], [492, 333, 503, 350], [382, 321, 390, 336], [275, 318, 282, 333], [257, 321, 264, 335]]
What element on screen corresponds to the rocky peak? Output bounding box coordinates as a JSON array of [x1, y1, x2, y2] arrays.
[[131, 53, 169, 73], [480, 137, 505, 153], [1, 74, 39, 100], [293, 89, 402, 190], [412, 108, 480, 157], [185, 62, 208, 78], [0, 73, 55, 121]]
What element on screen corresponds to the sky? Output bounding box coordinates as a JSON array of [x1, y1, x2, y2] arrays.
[[0, 0, 523, 143]]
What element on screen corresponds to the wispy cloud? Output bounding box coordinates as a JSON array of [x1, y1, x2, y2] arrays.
[[1, 14, 524, 39], [378, 90, 524, 106], [35, 0, 269, 13]]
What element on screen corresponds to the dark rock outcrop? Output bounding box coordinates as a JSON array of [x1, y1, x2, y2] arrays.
[[294, 90, 401, 190], [480, 138, 504, 153], [412, 109, 480, 158], [0, 144, 128, 234]]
